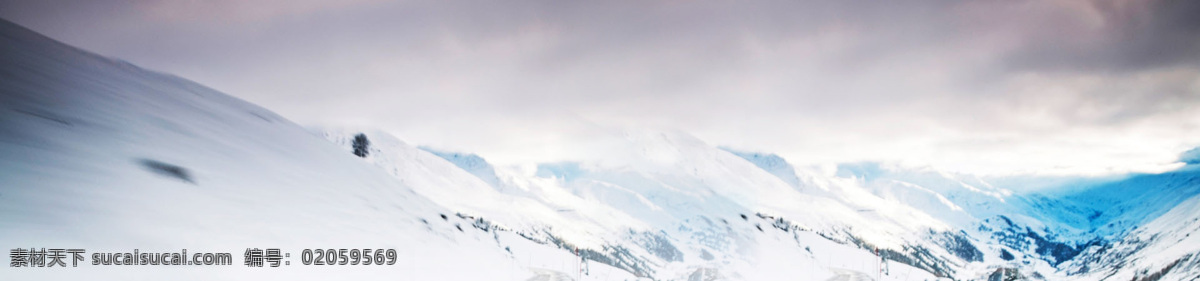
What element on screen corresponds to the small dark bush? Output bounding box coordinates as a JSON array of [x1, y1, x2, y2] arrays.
[[352, 133, 370, 158]]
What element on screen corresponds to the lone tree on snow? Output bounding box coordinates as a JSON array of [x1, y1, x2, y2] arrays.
[[352, 133, 370, 158]]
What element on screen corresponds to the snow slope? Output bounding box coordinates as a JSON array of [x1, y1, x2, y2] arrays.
[[0, 18, 556, 281]]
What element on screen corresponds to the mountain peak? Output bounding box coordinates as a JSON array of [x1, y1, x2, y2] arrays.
[[720, 147, 803, 188], [419, 146, 504, 188]]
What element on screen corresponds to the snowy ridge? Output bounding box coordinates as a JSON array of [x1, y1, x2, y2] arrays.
[[0, 18, 618, 281], [419, 147, 506, 189], [719, 148, 805, 190]]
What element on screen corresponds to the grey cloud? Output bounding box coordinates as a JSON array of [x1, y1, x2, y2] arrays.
[[992, 0, 1200, 73], [1, 0, 1198, 174]]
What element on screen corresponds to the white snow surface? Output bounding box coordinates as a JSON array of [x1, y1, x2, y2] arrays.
[[0, 19, 529, 281]]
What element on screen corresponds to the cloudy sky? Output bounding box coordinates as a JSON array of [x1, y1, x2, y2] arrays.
[[2, 0, 1198, 175]]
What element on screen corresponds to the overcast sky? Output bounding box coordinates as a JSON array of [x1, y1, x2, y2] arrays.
[[2, 0, 1198, 175]]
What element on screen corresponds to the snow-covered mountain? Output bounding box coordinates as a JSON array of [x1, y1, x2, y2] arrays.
[[1054, 164, 1200, 281], [318, 128, 1035, 280], [0, 18, 601, 281], [314, 129, 934, 280], [824, 156, 1200, 280], [3, 17, 1200, 281]]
